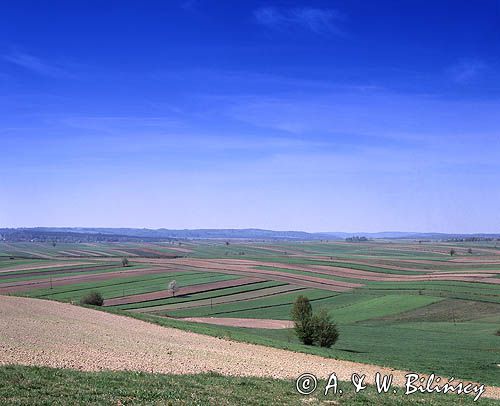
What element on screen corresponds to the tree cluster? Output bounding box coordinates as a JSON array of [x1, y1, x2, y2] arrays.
[[291, 296, 339, 348], [345, 236, 368, 242]]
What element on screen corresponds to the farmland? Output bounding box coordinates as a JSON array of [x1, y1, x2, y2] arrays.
[[1, 239, 499, 399]]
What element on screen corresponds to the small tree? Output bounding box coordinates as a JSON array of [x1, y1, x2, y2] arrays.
[[468, 248, 473, 254], [291, 295, 314, 345], [169, 280, 178, 297], [121, 257, 129, 267], [80, 291, 104, 306], [450, 249, 456, 256], [311, 309, 339, 348]]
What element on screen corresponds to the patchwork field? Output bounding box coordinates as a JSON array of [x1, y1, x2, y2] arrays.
[[1, 239, 499, 402]]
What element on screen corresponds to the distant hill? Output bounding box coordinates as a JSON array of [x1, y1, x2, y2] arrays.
[[1, 227, 499, 242]]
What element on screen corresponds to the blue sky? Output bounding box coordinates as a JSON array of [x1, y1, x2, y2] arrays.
[[1, 0, 499, 232]]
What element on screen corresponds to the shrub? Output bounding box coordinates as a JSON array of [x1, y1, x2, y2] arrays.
[[121, 257, 129, 267], [311, 309, 339, 348], [80, 291, 104, 306], [291, 295, 314, 345]]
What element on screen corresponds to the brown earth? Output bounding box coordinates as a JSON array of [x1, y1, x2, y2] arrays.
[[0, 295, 497, 400], [181, 317, 295, 329]]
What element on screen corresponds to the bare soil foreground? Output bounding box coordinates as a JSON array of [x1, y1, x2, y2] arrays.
[[0, 295, 498, 400]]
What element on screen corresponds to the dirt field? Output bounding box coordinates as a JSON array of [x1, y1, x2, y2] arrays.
[[182, 317, 295, 329], [1, 295, 498, 400]]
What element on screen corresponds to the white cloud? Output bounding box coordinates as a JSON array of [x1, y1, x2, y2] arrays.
[[448, 59, 486, 83], [254, 6, 343, 34], [3, 52, 68, 77]]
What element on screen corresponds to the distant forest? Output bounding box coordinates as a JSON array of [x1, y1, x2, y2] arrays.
[[1, 228, 499, 243]]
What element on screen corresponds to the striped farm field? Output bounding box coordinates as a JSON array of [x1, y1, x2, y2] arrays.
[[116, 280, 286, 310], [103, 276, 264, 306], [135, 284, 304, 314], [25, 271, 240, 302], [1, 239, 500, 388]]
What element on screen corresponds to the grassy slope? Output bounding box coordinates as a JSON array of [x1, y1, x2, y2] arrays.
[[0, 365, 495, 406]]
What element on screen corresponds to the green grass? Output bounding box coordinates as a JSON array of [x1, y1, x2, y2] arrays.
[[0, 365, 495, 405], [324, 294, 443, 323], [361, 280, 500, 304], [0, 259, 52, 268]]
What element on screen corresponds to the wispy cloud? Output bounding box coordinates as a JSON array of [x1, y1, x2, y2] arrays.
[[3, 51, 68, 77], [180, 0, 200, 11], [448, 59, 486, 83], [254, 6, 343, 34]]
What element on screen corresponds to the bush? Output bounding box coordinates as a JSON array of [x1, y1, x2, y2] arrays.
[[291, 295, 314, 345], [121, 257, 129, 267], [311, 309, 339, 348], [80, 291, 104, 306]]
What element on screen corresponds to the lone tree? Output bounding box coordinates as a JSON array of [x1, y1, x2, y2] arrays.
[[121, 257, 129, 267], [291, 295, 315, 345], [468, 248, 473, 254], [291, 296, 339, 347], [450, 249, 456, 256], [311, 309, 338, 348], [169, 280, 178, 297]]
